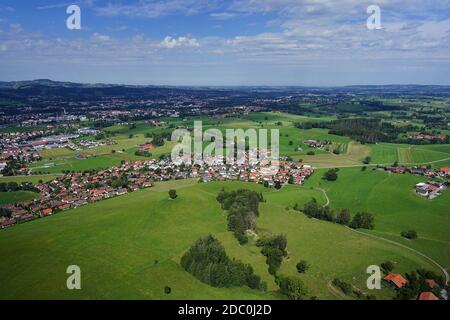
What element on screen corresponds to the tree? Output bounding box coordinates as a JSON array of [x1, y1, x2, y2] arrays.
[[288, 175, 294, 184], [296, 260, 310, 273], [323, 169, 338, 181], [336, 209, 351, 225], [401, 230, 418, 240], [363, 156, 372, 164], [381, 261, 395, 273], [164, 286, 171, 294], [168, 189, 177, 199], [278, 276, 308, 300], [350, 212, 375, 230], [6, 182, 18, 191]]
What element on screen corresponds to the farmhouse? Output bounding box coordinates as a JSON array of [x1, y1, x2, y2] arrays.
[[383, 273, 407, 289], [440, 166, 450, 177], [415, 182, 446, 199], [424, 279, 439, 289]]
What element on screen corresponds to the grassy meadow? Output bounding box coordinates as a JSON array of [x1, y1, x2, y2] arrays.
[[0, 180, 443, 300], [304, 167, 450, 269]]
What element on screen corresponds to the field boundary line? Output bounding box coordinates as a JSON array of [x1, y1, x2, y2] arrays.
[[345, 226, 449, 285]]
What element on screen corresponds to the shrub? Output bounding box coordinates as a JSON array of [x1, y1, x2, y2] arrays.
[[381, 261, 395, 273], [296, 260, 310, 273], [332, 278, 352, 295], [277, 276, 308, 300], [323, 169, 338, 181], [168, 189, 177, 199], [401, 230, 417, 240]]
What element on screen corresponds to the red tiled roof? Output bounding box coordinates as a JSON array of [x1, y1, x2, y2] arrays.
[[383, 273, 407, 288], [440, 166, 450, 173], [418, 292, 439, 300], [424, 279, 439, 289]]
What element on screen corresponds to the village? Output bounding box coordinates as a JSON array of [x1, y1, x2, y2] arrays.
[[380, 165, 449, 199], [0, 153, 314, 229]]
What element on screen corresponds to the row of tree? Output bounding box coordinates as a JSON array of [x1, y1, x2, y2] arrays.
[[298, 198, 375, 230], [180, 235, 267, 291], [0, 181, 38, 193]]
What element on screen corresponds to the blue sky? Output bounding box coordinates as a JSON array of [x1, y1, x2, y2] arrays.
[[0, 0, 449, 86]]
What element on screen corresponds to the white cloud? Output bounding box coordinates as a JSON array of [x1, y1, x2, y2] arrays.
[[159, 36, 200, 49], [92, 32, 111, 42], [209, 12, 238, 20], [9, 23, 22, 33], [96, 0, 220, 18]]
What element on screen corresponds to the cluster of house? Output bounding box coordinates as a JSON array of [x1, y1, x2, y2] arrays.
[[190, 152, 314, 186], [0, 147, 40, 173], [380, 165, 449, 199], [0, 165, 154, 229], [383, 273, 442, 300], [411, 133, 447, 141], [68, 139, 115, 151], [0, 155, 314, 229], [415, 182, 447, 199], [383, 165, 450, 179], [303, 139, 331, 149]]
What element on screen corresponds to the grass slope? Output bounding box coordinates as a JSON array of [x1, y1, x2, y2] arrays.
[[0, 180, 440, 300]]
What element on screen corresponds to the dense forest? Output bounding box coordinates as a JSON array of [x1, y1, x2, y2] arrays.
[[295, 118, 450, 144], [180, 235, 266, 291]]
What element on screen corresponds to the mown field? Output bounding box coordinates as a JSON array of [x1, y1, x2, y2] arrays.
[[0, 191, 37, 205], [0, 179, 442, 300], [0, 175, 59, 205]]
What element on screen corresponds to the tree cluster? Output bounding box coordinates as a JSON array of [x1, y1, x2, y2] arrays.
[[180, 235, 267, 291], [217, 189, 263, 244], [256, 234, 288, 275], [300, 198, 375, 230], [0, 181, 37, 193]]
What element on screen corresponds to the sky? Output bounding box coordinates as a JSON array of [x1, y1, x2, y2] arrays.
[[0, 0, 449, 86]]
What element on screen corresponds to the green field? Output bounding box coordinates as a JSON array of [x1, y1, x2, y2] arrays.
[[0, 175, 60, 184], [371, 143, 450, 165], [304, 167, 450, 269], [0, 191, 38, 205], [0, 180, 442, 300]]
